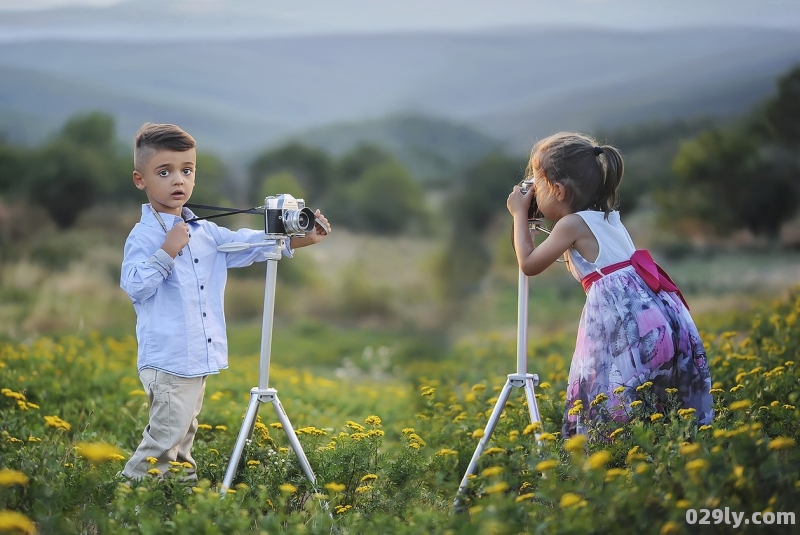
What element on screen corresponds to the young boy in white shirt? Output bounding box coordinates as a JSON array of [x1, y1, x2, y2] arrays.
[[120, 123, 330, 481]]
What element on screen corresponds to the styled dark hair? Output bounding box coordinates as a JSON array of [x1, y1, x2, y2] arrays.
[[133, 123, 196, 171], [526, 132, 624, 218]]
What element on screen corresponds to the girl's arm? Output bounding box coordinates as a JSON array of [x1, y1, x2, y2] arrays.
[[508, 187, 581, 276]]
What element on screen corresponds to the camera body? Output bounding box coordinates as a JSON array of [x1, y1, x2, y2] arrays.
[[520, 180, 541, 219], [264, 194, 315, 236]]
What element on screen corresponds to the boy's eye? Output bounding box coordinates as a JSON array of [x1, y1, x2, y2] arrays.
[[182, 168, 193, 176], [158, 169, 169, 177]]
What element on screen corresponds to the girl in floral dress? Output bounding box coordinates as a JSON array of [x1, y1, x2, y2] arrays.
[[506, 132, 713, 437]]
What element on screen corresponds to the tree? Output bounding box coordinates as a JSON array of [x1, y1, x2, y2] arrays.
[[670, 127, 797, 239], [248, 142, 332, 201], [765, 65, 800, 146], [335, 144, 395, 185]]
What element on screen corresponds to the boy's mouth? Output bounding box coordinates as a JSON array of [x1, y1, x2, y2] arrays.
[[171, 190, 185, 199]]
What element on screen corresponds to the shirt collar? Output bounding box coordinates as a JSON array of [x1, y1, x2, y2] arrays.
[[140, 204, 198, 230]]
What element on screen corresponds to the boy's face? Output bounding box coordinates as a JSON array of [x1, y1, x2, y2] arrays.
[[133, 148, 196, 216]]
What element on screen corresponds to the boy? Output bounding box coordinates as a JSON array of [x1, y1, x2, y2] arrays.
[[120, 123, 330, 481]]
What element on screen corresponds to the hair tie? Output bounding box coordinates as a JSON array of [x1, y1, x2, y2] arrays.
[[593, 146, 603, 156]]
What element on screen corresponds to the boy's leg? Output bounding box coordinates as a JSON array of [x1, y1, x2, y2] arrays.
[[122, 369, 206, 480], [175, 375, 207, 483]]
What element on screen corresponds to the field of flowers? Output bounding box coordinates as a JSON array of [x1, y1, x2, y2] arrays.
[[1, 290, 799, 534]]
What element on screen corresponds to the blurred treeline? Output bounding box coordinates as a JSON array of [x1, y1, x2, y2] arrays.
[[1, 65, 798, 305]]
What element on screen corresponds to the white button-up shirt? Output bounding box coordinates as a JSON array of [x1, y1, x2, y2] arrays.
[[120, 204, 292, 377]]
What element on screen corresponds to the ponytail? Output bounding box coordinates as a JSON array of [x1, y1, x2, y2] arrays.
[[595, 145, 624, 217]]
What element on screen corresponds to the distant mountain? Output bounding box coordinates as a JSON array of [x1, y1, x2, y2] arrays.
[[285, 114, 502, 183], [0, 26, 798, 158]]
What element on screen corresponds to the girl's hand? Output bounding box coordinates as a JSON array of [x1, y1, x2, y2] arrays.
[[507, 186, 535, 216]]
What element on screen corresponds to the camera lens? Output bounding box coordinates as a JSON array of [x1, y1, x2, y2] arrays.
[[283, 207, 316, 234]]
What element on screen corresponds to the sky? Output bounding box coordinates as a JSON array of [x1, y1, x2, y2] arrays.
[[2, 0, 800, 41]]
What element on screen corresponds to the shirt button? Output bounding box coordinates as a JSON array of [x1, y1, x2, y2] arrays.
[[202, 312, 206, 317], [200, 285, 204, 290], [194, 258, 199, 263], [207, 338, 212, 343]]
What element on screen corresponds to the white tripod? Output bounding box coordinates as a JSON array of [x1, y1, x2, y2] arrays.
[[454, 220, 544, 506], [218, 236, 317, 495]]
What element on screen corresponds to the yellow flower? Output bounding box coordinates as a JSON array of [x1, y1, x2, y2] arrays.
[[147, 468, 162, 476], [360, 474, 378, 482], [129, 389, 146, 396], [522, 422, 542, 435], [43, 415, 71, 431], [471, 429, 485, 439], [564, 434, 587, 454], [0, 510, 35, 535], [364, 415, 381, 426], [516, 493, 535, 502], [559, 492, 584, 508], [483, 447, 505, 455], [214, 425, 227, 431], [676, 499, 691, 509], [279, 483, 297, 493], [660, 521, 681, 535], [584, 451, 612, 471], [635, 381, 653, 392], [605, 468, 627, 481], [609, 428, 624, 440], [535, 459, 559, 472], [0, 470, 29, 487], [401, 428, 415, 435], [709, 388, 724, 394], [613, 386, 626, 395], [247, 460, 261, 466], [197, 424, 212, 430], [146, 457, 158, 464], [27, 437, 41, 443], [356, 485, 373, 493], [650, 413, 664, 422], [481, 466, 504, 477], [324, 482, 346, 493], [665, 388, 678, 395], [484, 481, 509, 494], [191, 487, 204, 494], [436, 448, 458, 456], [270, 423, 283, 429], [729, 400, 751, 411], [538, 432, 557, 442], [539, 382, 551, 389], [75, 442, 125, 464], [767, 437, 796, 451], [679, 443, 701, 456], [685, 459, 709, 472]]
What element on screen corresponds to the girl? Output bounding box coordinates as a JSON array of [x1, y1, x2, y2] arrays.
[[507, 132, 713, 437]]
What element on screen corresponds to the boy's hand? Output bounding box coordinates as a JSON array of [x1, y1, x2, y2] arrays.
[[162, 222, 190, 258], [290, 210, 330, 248]]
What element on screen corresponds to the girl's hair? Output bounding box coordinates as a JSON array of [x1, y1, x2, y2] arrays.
[[526, 132, 624, 217]]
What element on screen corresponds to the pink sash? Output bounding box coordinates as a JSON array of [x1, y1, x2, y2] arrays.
[[580, 250, 689, 310]]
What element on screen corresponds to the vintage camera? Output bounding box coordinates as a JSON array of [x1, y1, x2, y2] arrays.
[[264, 194, 315, 236], [519, 179, 541, 219]]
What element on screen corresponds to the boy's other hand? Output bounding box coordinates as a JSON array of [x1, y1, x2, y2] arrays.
[[289, 210, 330, 248], [162, 222, 190, 258], [312, 209, 331, 239]]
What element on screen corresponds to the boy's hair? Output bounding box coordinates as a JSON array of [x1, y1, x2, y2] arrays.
[[526, 132, 624, 217], [133, 123, 196, 171]]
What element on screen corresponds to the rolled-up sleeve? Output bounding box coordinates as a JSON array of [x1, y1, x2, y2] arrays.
[[120, 236, 174, 303]]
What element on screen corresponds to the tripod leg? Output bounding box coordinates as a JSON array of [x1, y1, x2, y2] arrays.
[[272, 395, 317, 484], [221, 391, 261, 494], [454, 379, 514, 501], [523, 377, 542, 433]]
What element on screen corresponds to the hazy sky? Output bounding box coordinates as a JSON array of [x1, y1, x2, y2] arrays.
[[2, 0, 800, 40]]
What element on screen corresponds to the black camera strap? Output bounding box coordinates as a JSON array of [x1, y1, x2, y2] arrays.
[[184, 203, 264, 223]]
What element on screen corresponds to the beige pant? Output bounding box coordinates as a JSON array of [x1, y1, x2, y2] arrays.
[[122, 368, 207, 482]]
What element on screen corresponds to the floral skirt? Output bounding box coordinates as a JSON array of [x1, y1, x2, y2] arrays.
[[562, 267, 714, 437]]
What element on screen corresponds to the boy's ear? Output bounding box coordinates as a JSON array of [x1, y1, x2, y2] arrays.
[[132, 170, 146, 190]]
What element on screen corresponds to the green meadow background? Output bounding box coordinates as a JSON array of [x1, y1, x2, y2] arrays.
[[2, 6, 800, 533]]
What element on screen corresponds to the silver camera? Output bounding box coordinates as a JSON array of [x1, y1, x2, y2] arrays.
[[264, 194, 315, 236]]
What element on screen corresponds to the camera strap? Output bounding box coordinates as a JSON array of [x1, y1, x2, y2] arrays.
[[183, 203, 264, 223]]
